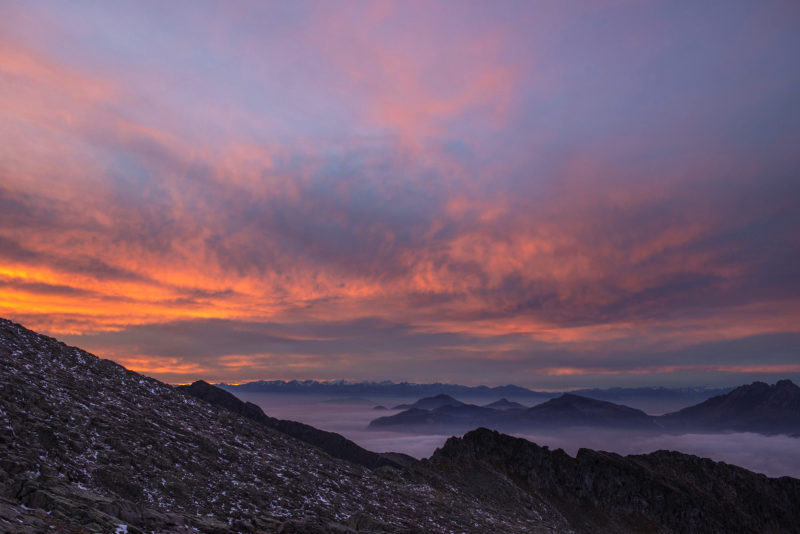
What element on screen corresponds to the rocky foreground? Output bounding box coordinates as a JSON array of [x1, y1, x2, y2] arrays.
[[2, 318, 799, 533]]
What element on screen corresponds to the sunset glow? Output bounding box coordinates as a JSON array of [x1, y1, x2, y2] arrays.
[[2, 1, 799, 387]]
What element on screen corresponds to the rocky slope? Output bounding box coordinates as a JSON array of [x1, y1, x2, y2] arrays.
[[0, 318, 566, 533], [178, 380, 408, 470]]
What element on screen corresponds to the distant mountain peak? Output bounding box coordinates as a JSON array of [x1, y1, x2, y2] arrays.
[[483, 398, 526, 410], [662, 379, 800, 432], [525, 393, 653, 427], [391, 393, 466, 411]]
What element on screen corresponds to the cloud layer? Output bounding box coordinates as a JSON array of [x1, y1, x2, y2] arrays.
[[1, 1, 799, 387]]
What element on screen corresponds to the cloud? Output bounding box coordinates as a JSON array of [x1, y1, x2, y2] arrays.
[[52, 317, 800, 389], [1, 1, 799, 386]]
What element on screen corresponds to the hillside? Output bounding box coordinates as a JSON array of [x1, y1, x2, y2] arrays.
[[178, 380, 409, 470], [0, 318, 563, 533]]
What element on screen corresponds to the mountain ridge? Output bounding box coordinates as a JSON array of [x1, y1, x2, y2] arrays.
[[220, 379, 734, 403], [3, 317, 800, 533], [370, 393, 659, 432], [177, 380, 408, 470], [222, 379, 553, 399], [430, 428, 800, 533], [370, 382, 800, 435], [661, 379, 800, 433]]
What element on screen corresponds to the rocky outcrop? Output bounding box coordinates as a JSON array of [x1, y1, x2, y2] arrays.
[[431, 428, 800, 533]]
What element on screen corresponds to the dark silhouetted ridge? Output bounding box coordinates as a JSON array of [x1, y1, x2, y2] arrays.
[[483, 398, 526, 410], [431, 427, 800, 533], [371, 392, 657, 432], [524, 393, 656, 428], [391, 393, 466, 410]]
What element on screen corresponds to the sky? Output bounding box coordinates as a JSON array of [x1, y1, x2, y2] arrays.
[[1, 1, 799, 388]]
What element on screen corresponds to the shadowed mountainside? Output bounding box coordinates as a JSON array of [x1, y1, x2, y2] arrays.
[[391, 394, 466, 411], [483, 398, 526, 410], [523, 393, 655, 428], [660, 379, 800, 433], [430, 428, 800, 533]]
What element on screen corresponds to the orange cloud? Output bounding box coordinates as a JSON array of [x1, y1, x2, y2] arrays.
[[1, 2, 799, 386]]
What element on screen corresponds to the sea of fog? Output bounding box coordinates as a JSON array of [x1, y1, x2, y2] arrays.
[[233, 392, 800, 479]]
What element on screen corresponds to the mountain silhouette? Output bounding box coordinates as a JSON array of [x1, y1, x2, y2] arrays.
[[661, 379, 800, 433], [483, 398, 526, 410], [371, 386, 800, 435], [391, 393, 466, 410]]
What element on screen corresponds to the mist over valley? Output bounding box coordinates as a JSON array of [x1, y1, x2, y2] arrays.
[[229, 386, 800, 479]]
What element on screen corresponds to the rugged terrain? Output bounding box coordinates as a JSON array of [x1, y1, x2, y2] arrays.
[[0, 318, 566, 533], [432, 428, 800, 533], [178, 380, 411, 470], [2, 317, 800, 533]]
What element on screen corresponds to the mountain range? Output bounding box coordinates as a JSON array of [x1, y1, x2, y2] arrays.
[[222, 379, 553, 399], [220, 379, 732, 406], [3, 317, 800, 533], [369, 383, 800, 435]]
